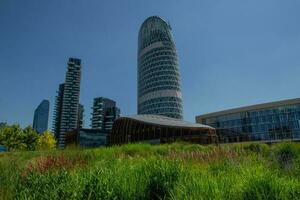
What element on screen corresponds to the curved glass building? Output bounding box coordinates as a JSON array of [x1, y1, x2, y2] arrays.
[[137, 16, 183, 119]]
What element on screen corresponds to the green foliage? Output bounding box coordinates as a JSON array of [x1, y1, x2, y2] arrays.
[[273, 142, 299, 170], [243, 142, 270, 155], [37, 131, 57, 150], [0, 124, 50, 152], [22, 126, 39, 151], [0, 124, 39, 151], [1, 142, 300, 199]]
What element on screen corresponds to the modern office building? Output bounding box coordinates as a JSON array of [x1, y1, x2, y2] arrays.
[[65, 128, 108, 148], [33, 100, 50, 134], [137, 16, 183, 119], [55, 58, 82, 148], [109, 115, 217, 145], [196, 98, 300, 143], [91, 97, 120, 132], [52, 83, 65, 140]]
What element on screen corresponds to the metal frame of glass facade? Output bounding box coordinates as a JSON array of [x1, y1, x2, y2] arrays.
[[196, 98, 300, 142], [137, 16, 183, 119]]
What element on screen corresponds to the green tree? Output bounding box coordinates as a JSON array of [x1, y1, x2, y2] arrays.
[[0, 124, 39, 151], [37, 130, 57, 150], [22, 126, 39, 151], [0, 124, 23, 151]]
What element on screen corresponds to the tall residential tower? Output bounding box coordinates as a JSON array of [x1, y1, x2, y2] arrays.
[[91, 97, 120, 132], [33, 99, 50, 134], [137, 16, 183, 119], [55, 58, 82, 148], [52, 83, 65, 140]]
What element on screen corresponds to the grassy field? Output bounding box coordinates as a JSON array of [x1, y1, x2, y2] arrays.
[[1, 142, 300, 200]]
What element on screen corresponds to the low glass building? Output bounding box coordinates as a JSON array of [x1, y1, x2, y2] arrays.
[[196, 98, 300, 142]]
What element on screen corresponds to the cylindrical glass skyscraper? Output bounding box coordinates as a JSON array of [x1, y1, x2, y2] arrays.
[[138, 16, 183, 119]]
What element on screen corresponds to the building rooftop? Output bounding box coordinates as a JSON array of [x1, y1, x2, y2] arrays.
[[120, 114, 214, 129], [197, 97, 300, 120]]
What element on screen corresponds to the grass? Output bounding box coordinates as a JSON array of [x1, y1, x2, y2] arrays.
[[1, 142, 300, 199]]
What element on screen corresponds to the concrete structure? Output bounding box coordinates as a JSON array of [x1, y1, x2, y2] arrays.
[[54, 58, 82, 148], [137, 16, 183, 119], [196, 98, 300, 143], [33, 100, 49, 134], [110, 114, 217, 145], [52, 83, 65, 140], [91, 97, 120, 132]]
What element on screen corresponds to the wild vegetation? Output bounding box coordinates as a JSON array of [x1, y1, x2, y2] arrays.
[[0, 124, 56, 151], [1, 142, 300, 199]]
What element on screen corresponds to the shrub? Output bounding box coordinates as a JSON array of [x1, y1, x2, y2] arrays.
[[274, 143, 299, 170], [242, 172, 300, 200], [144, 159, 181, 200], [243, 143, 270, 155]]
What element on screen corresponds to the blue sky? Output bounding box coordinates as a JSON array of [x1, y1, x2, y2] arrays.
[[0, 0, 300, 127]]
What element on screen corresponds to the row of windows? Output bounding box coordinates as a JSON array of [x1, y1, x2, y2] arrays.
[[139, 96, 182, 106], [140, 51, 176, 67], [140, 65, 179, 79], [139, 70, 180, 85], [248, 106, 300, 117], [139, 81, 180, 96], [139, 85, 181, 97], [139, 100, 182, 113], [139, 46, 174, 60], [139, 75, 180, 91], [139, 59, 178, 75], [247, 132, 300, 141], [140, 50, 176, 65], [140, 55, 177, 72], [139, 30, 172, 49], [218, 121, 300, 135], [211, 105, 300, 122], [207, 112, 300, 126]]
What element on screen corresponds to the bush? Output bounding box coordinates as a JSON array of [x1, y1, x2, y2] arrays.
[[243, 143, 270, 155], [274, 143, 299, 170], [242, 172, 300, 200]]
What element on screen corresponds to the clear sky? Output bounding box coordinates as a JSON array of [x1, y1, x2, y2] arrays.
[[0, 0, 300, 128]]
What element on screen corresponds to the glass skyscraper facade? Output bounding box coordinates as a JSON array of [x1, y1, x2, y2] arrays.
[[196, 98, 300, 142], [137, 16, 183, 119], [33, 99, 49, 134]]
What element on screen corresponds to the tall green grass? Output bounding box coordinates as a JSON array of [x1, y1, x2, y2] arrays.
[[1, 142, 300, 199]]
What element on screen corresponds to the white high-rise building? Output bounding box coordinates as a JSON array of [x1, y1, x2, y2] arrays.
[[137, 16, 183, 119]]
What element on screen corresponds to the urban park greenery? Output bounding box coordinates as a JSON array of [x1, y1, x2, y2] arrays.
[[1, 141, 300, 199], [0, 124, 56, 151]]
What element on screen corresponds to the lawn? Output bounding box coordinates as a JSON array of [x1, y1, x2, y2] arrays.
[[1, 142, 300, 200]]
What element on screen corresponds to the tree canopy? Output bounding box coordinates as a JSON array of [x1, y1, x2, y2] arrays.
[[0, 124, 56, 151]]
